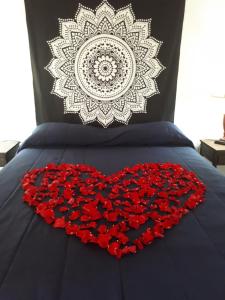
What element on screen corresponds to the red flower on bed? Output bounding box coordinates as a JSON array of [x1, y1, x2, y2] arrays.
[[21, 162, 206, 258]]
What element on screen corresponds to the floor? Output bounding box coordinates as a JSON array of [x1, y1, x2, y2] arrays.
[[218, 166, 225, 176]]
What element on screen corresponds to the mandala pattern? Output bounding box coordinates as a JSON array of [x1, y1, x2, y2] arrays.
[[46, 0, 165, 127]]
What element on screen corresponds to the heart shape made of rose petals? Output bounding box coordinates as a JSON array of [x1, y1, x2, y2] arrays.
[[22, 162, 205, 258]]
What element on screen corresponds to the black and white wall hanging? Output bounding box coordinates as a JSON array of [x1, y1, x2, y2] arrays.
[[24, 0, 186, 126], [45, 1, 164, 127]]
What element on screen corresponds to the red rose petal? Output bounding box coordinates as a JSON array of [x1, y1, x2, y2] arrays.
[[69, 211, 80, 221], [53, 217, 66, 228]]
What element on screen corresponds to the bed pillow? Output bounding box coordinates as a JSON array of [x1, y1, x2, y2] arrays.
[[18, 122, 194, 151]]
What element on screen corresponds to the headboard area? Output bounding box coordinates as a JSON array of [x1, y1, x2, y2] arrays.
[[24, 0, 185, 127]]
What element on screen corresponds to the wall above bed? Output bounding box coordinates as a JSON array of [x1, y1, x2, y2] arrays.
[[24, 0, 185, 127]]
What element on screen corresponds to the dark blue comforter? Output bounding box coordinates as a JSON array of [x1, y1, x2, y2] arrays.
[[0, 122, 225, 300]]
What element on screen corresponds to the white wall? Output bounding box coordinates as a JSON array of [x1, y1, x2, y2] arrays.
[[0, 0, 35, 142], [0, 0, 224, 147], [175, 0, 225, 146]]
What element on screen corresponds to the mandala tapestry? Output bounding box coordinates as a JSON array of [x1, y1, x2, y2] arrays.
[[24, 0, 186, 126], [45, 1, 165, 126]]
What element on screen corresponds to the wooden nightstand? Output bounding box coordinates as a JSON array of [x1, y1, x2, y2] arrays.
[[0, 141, 20, 167], [200, 139, 225, 167]]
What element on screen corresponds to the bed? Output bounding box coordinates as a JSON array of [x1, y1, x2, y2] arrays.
[[0, 121, 225, 300]]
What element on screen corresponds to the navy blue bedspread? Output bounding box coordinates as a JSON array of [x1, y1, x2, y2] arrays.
[[0, 122, 225, 300]]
